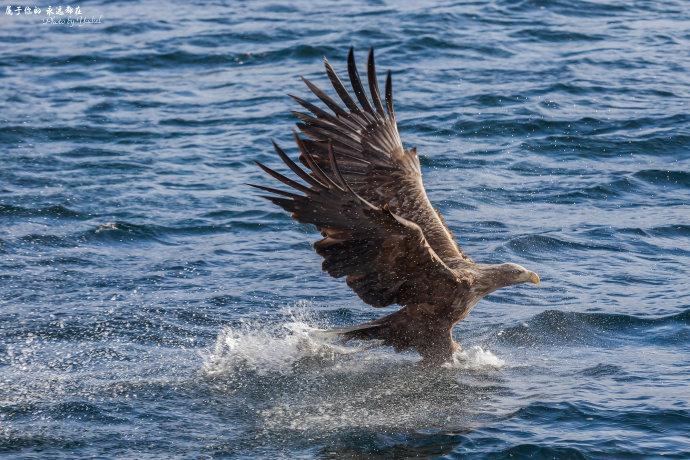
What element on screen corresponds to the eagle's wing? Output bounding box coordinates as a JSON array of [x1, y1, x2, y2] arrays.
[[251, 140, 465, 309], [291, 48, 472, 264]]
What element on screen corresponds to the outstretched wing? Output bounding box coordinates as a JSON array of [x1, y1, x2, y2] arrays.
[[291, 47, 472, 264], [251, 139, 464, 309]]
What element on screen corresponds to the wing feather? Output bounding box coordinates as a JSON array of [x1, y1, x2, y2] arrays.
[[256, 138, 463, 309], [294, 48, 472, 263], [367, 48, 386, 116], [347, 47, 376, 117]]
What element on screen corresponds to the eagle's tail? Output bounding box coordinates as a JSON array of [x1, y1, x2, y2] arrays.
[[327, 312, 410, 350], [329, 321, 387, 341]]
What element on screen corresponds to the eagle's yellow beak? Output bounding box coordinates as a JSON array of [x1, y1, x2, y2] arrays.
[[529, 272, 540, 285]]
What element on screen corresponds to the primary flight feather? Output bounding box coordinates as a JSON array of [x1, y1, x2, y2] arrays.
[[251, 48, 540, 365]]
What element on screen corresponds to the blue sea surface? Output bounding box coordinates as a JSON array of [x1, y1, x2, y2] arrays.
[[1, 0, 689, 458]]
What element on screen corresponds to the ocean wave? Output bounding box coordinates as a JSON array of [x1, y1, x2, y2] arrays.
[[512, 28, 606, 42], [83, 220, 263, 243], [0, 431, 87, 451], [59, 147, 125, 158], [510, 400, 690, 438], [496, 309, 689, 346], [633, 169, 690, 188], [7, 223, 173, 249], [505, 234, 620, 255], [547, 177, 638, 202], [451, 117, 603, 139], [83, 222, 169, 245], [493, 444, 589, 459], [8, 218, 283, 250], [580, 224, 690, 243], [90, 45, 343, 72], [102, 21, 174, 36], [578, 363, 624, 377], [524, 133, 690, 158], [18, 234, 74, 248], [649, 224, 690, 238], [0, 204, 85, 219], [45, 401, 126, 424], [1, 125, 164, 144], [497, 0, 630, 16]]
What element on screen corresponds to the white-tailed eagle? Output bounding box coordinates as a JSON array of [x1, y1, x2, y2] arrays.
[[251, 48, 540, 365]]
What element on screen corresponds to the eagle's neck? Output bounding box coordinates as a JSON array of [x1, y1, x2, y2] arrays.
[[469, 264, 515, 297], [447, 266, 508, 324]]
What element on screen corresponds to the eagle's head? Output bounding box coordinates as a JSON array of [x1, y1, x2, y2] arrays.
[[473, 262, 540, 296], [496, 262, 540, 286]]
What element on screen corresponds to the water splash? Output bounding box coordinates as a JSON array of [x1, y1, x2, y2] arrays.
[[446, 346, 505, 370], [202, 310, 505, 379], [200, 312, 509, 434], [201, 311, 365, 377]]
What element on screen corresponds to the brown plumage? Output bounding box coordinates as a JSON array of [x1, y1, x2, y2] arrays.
[[251, 48, 540, 365]]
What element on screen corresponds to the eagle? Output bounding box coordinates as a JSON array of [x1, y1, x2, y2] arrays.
[[251, 48, 540, 365]]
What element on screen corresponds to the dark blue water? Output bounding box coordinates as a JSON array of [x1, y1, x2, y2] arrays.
[[1, 0, 689, 458]]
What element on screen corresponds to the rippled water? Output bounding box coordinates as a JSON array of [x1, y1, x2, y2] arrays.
[[1, 0, 689, 458]]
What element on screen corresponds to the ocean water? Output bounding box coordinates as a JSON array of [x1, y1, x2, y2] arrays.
[[1, 0, 689, 458]]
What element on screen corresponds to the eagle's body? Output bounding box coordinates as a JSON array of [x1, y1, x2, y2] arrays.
[[252, 48, 539, 365]]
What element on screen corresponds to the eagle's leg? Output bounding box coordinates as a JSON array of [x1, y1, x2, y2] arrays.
[[416, 332, 460, 366]]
